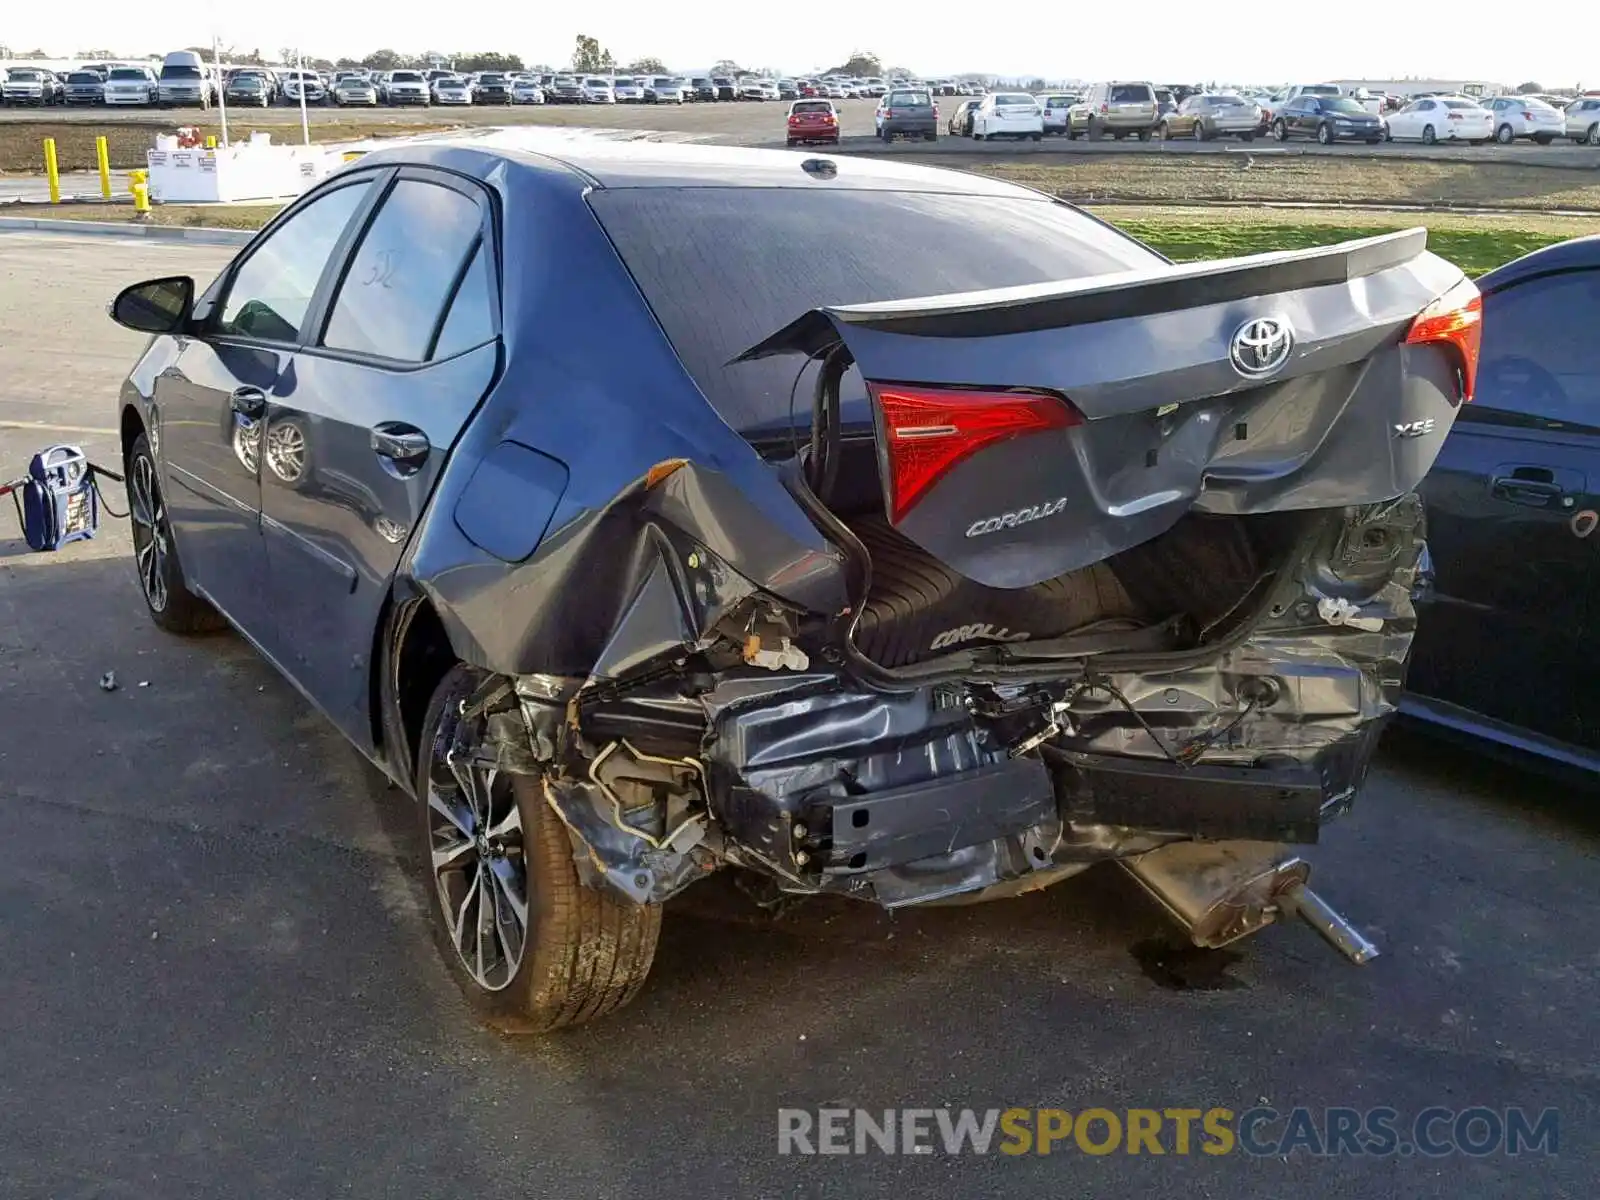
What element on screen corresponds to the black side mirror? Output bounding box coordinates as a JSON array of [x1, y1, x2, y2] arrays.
[[109, 276, 195, 334]]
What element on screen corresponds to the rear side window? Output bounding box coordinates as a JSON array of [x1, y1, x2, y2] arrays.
[[588, 188, 1160, 431], [1110, 85, 1151, 102], [322, 179, 484, 363], [1476, 270, 1600, 426], [218, 180, 373, 343], [432, 242, 495, 360]]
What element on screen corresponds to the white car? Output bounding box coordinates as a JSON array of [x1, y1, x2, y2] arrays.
[[1036, 93, 1074, 134], [511, 79, 545, 105], [103, 66, 157, 106], [1566, 95, 1600, 145], [1383, 96, 1492, 145], [737, 77, 772, 101], [384, 70, 431, 105], [821, 81, 846, 100], [862, 76, 887, 97], [613, 77, 645, 103], [1484, 95, 1565, 144], [970, 91, 1044, 141], [432, 75, 473, 105], [582, 77, 615, 103]]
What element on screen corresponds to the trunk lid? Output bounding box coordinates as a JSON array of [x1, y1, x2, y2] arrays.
[[735, 229, 1477, 588]]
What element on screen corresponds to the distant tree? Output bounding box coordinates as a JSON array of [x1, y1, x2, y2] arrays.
[[1026, 77, 1047, 91], [78, 48, 118, 59], [625, 56, 668, 75], [1516, 81, 1543, 93], [453, 51, 524, 72], [822, 51, 882, 77], [572, 34, 616, 73], [363, 49, 403, 70], [710, 59, 746, 76], [884, 65, 914, 80]]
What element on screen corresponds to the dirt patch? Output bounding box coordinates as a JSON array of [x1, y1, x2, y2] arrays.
[[962, 155, 1600, 212], [12, 201, 286, 229]]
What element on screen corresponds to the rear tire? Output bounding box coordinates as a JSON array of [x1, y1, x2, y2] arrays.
[[1496, 123, 1514, 144], [126, 433, 226, 635], [1588, 124, 1600, 146], [1534, 133, 1554, 145], [417, 664, 661, 1032], [1273, 119, 1288, 141], [1422, 124, 1436, 145], [1193, 121, 1206, 142], [1316, 122, 1333, 145]]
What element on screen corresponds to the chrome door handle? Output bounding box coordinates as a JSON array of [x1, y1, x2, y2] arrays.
[[371, 424, 431, 464], [229, 387, 267, 419]]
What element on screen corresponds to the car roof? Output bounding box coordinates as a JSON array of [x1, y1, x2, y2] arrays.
[[356, 132, 1042, 195], [1476, 235, 1600, 292]]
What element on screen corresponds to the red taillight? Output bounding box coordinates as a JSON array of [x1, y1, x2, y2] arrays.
[[868, 383, 1081, 523], [1521, 110, 1534, 120], [1405, 278, 1483, 402], [884, 108, 895, 118], [1100, 102, 1109, 113]]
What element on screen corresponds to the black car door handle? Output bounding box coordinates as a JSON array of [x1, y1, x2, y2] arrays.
[[1490, 475, 1565, 507], [371, 423, 431, 465], [229, 387, 268, 419]]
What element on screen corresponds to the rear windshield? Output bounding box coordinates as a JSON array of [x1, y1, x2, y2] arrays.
[[1442, 99, 1480, 109], [1210, 94, 1247, 106], [791, 101, 832, 114], [589, 188, 1159, 432], [887, 91, 930, 107], [161, 65, 202, 80], [1523, 98, 1558, 112], [994, 94, 1034, 106], [1110, 84, 1151, 102]]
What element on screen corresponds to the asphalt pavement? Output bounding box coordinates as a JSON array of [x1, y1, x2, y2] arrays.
[[1, 231, 1596, 1199]]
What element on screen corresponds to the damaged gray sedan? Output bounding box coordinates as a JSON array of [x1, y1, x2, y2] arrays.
[[108, 137, 1482, 1028]]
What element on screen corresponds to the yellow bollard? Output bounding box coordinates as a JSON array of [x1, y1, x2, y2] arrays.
[[205, 135, 216, 149], [43, 138, 61, 204], [96, 135, 112, 200], [129, 170, 151, 219]]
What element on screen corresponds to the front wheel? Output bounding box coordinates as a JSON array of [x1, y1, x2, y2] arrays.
[[418, 665, 662, 1031], [1316, 122, 1333, 145], [1273, 119, 1288, 141], [1588, 124, 1600, 146], [126, 432, 226, 635]]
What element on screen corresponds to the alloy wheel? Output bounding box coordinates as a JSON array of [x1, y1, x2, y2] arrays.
[[426, 702, 529, 992], [129, 453, 170, 613]]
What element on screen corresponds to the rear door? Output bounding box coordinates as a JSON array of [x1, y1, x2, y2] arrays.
[[256, 168, 501, 747], [1410, 266, 1600, 753], [157, 176, 378, 640]]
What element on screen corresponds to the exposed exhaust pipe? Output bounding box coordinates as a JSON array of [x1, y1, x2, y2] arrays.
[[1120, 840, 1380, 964]]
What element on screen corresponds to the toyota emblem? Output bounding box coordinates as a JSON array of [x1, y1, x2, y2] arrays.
[[1229, 316, 1295, 378]]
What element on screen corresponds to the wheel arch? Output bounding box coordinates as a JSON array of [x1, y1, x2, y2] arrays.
[[120, 402, 146, 463], [376, 580, 465, 794]]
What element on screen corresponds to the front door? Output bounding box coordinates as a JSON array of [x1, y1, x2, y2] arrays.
[[257, 170, 500, 748], [158, 176, 378, 641], [1412, 265, 1600, 753]]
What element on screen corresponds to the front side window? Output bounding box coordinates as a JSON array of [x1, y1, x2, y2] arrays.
[[322, 179, 483, 362], [217, 181, 373, 343]]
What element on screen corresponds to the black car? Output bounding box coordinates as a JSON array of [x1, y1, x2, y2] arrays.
[[107, 139, 1477, 1029], [1406, 235, 1600, 775], [474, 72, 512, 104], [688, 76, 715, 101], [1273, 95, 1385, 144], [712, 76, 736, 101], [548, 75, 585, 103]]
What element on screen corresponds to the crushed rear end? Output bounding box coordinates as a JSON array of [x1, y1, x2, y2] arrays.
[[464, 196, 1479, 960]]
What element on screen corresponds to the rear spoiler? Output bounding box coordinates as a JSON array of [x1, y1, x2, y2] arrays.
[[731, 228, 1430, 362]]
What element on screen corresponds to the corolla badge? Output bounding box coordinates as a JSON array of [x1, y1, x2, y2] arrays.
[[1229, 316, 1295, 379]]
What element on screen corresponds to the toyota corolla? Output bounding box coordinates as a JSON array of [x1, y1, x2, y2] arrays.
[[108, 136, 1480, 1030]]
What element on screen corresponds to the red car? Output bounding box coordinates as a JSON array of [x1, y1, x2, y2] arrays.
[[786, 99, 840, 146]]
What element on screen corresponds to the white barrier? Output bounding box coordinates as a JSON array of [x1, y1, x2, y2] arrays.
[[146, 133, 339, 204]]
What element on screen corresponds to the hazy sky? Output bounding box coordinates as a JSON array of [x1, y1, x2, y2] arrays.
[[4, 5, 1590, 87]]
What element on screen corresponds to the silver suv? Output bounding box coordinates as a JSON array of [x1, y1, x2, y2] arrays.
[[1069, 81, 1159, 141]]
